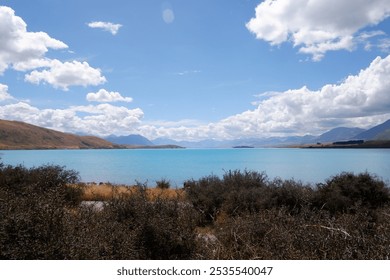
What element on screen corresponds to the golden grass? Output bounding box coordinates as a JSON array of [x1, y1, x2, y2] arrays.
[[0, 119, 117, 149], [77, 183, 185, 201]]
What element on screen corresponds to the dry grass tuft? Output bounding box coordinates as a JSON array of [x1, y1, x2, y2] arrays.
[[78, 183, 185, 201]]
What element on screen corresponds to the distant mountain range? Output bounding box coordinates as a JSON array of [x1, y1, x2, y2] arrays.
[[2, 118, 390, 149], [353, 119, 390, 140], [149, 119, 390, 148], [0, 119, 119, 150], [152, 135, 319, 148], [315, 127, 366, 143], [105, 134, 154, 146]]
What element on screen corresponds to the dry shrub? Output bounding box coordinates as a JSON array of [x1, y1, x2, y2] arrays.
[[102, 185, 199, 259], [62, 205, 140, 259], [184, 175, 225, 225], [266, 178, 314, 214], [314, 172, 390, 214], [185, 170, 312, 222], [196, 206, 390, 260], [1, 162, 390, 260], [0, 163, 82, 259], [188, 170, 390, 260], [156, 179, 171, 189]]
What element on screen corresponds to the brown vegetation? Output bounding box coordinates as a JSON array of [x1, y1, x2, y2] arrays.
[[1, 162, 389, 260], [80, 182, 185, 201]]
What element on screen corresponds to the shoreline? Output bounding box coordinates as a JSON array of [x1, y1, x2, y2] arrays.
[[0, 144, 185, 151], [289, 140, 390, 149]]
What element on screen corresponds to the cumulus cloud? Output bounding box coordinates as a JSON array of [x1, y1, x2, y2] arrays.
[[25, 60, 106, 90], [86, 89, 133, 103], [138, 55, 390, 141], [2, 55, 390, 140], [0, 6, 68, 74], [87, 21, 122, 35], [0, 6, 107, 90], [0, 84, 13, 101], [0, 101, 144, 136], [246, 0, 390, 60], [68, 104, 144, 135], [212, 54, 390, 138]]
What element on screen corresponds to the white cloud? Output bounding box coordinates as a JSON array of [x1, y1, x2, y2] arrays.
[[175, 70, 201, 76], [0, 6, 107, 91], [12, 58, 54, 72], [378, 38, 390, 53], [139, 54, 390, 141], [87, 21, 122, 35], [2, 52, 390, 141], [0, 6, 68, 74], [25, 60, 106, 90], [0, 84, 14, 101], [86, 89, 133, 103], [68, 104, 144, 135], [0, 101, 144, 136], [246, 0, 390, 60], [212, 54, 390, 138], [2, 48, 390, 141]]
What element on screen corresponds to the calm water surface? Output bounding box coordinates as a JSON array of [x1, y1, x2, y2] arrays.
[[1, 148, 389, 186]]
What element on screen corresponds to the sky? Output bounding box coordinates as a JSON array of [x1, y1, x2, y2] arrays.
[[1, 0, 390, 141]]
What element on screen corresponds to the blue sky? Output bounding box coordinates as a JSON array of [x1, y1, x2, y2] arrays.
[[1, 0, 390, 141]]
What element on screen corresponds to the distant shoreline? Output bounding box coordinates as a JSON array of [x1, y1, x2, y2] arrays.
[[296, 140, 390, 149], [0, 144, 185, 150], [123, 144, 184, 149]]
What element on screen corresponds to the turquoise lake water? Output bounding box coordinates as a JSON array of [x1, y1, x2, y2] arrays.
[[1, 148, 389, 186]]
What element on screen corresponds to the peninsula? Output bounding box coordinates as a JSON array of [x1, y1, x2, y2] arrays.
[[0, 119, 119, 150]]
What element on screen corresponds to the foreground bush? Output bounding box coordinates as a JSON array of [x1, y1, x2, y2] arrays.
[[184, 170, 314, 224], [187, 170, 390, 259], [60, 188, 199, 260], [1, 163, 389, 260], [314, 172, 390, 214], [196, 207, 390, 259], [0, 163, 82, 259], [0, 164, 198, 259]]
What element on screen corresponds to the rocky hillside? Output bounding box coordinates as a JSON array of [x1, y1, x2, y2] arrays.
[[0, 119, 119, 150]]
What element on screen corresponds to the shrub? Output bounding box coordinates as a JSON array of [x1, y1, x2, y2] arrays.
[[197, 206, 390, 260], [266, 178, 314, 214], [184, 170, 270, 224], [2, 163, 390, 260], [222, 169, 268, 189], [314, 172, 390, 214], [0, 163, 82, 259], [156, 179, 171, 189], [0, 163, 81, 206], [103, 185, 199, 259], [184, 175, 225, 224], [185, 170, 313, 220]]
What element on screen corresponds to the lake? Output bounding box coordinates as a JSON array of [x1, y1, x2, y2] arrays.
[[1, 148, 389, 186]]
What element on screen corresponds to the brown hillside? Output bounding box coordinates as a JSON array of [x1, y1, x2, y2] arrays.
[[0, 119, 119, 150]]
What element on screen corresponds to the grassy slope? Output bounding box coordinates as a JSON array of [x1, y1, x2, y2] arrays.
[[0, 119, 119, 150]]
